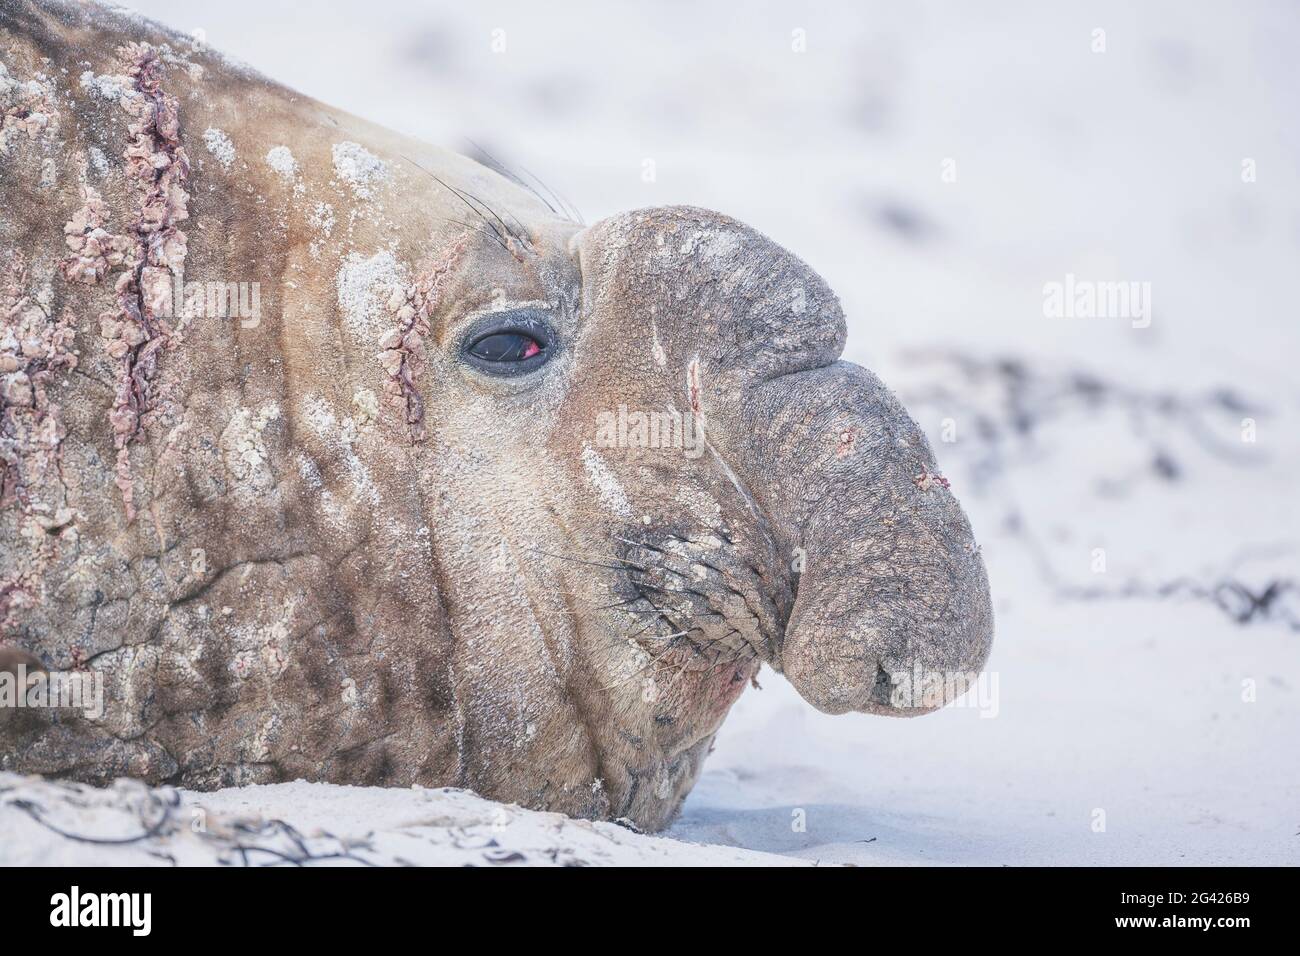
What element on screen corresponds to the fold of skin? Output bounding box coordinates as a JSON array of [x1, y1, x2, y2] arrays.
[[0, 0, 990, 830]]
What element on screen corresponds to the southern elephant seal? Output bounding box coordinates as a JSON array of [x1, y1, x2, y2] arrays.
[[0, 0, 992, 830]]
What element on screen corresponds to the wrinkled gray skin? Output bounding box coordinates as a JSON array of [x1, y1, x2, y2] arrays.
[[0, 0, 991, 830]]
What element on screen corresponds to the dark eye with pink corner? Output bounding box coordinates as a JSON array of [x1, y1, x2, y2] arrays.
[[462, 310, 555, 375]]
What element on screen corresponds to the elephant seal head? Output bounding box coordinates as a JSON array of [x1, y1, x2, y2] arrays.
[[0, 0, 991, 830]]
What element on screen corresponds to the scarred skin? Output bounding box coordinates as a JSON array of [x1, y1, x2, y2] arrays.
[[0, 0, 992, 830]]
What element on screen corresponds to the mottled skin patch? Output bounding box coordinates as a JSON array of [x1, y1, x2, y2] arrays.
[[0, 251, 77, 631], [0, 0, 993, 831]]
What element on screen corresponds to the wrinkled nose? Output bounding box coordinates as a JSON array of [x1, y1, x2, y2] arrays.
[[753, 363, 994, 715], [572, 205, 993, 715]]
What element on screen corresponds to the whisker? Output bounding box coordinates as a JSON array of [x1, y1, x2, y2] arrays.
[[439, 176, 530, 251], [439, 215, 510, 253], [517, 161, 583, 226], [464, 137, 583, 225], [527, 545, 649, 574], [593, 596, 649, 612], [401, 155, 531, 255]]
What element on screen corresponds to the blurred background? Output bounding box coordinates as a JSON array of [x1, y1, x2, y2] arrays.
[[124, 0, 1299, 864]]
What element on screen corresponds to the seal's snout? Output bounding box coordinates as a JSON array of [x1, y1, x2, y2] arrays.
[[747, 360, 994, 716], [577, 205, 993, 718], [724, 351, 994, 717]]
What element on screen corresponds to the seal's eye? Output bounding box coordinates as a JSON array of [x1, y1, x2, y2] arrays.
[[468, 332, 543, 363], [462, 312, 555, 376]]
